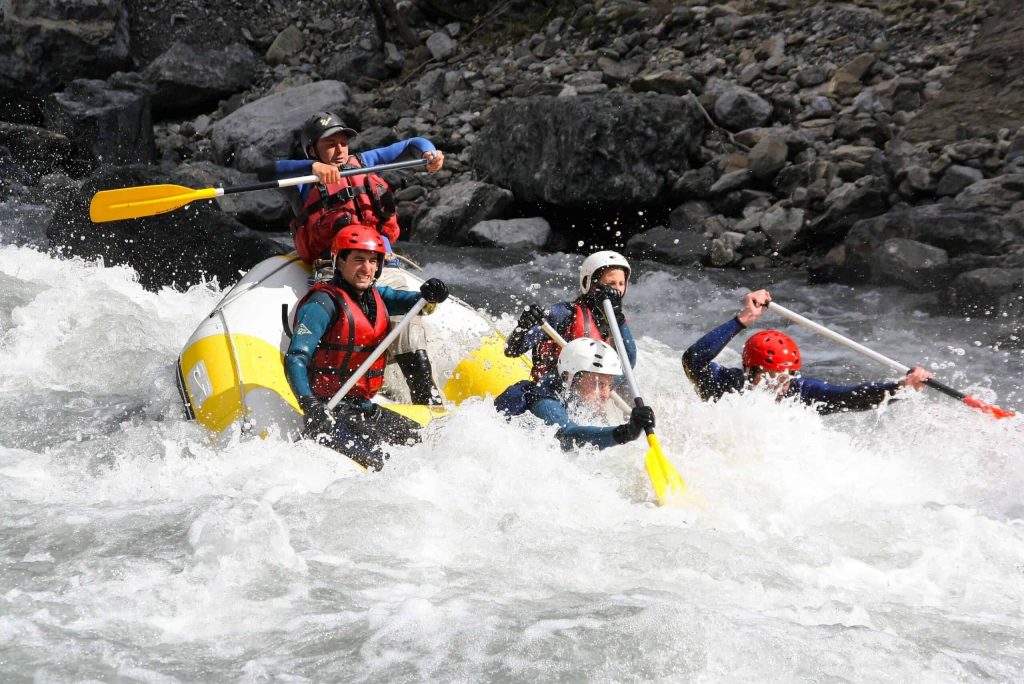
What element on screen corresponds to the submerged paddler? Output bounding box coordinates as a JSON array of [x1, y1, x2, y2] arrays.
[[262, 111, 447, 405], [495, 338, 656, 451], [285, 225, 449, 470], [504, 251, 637, 400], [683, 289, 933, 414]]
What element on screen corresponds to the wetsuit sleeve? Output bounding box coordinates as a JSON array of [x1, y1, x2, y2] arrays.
[[505, 302, 570, 357], [256, 159, 315, 202], [359, 138, 437, 167], [530, 398, 620, 451], [792, 378, 902, 415], [377, 285, 422, 317], [284, 292, 337, 399], [682, 317, 748, 401]]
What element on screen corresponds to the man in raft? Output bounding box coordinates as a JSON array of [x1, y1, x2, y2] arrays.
[[260, 111, 447, 405], [495, 338, 655, 451], [285, 225, 449, 469], [504, 250, 637, 400], [682, 289, 933, 413]]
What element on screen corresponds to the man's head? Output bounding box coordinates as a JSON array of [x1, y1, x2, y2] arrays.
[[557, 338, 623, 408], [742, 330, 801, 389], [331, 225, 385, 290], [301, 112, 357, 162], [579, 251, 631, 297]]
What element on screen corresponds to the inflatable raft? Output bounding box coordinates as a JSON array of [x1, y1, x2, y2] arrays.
[[176, 253, 530, 441]]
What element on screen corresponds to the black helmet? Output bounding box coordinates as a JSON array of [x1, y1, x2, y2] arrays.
[[300, 111, 357, 159]]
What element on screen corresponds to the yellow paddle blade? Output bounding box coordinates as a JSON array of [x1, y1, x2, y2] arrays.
[[90, 184, 218, 222], [380, 403, 447, 427], [444, 334, 531, 404], [643, 433, 687, 506]]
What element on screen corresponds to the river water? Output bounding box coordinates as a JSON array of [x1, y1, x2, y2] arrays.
[[1, 242, 1022, 682]]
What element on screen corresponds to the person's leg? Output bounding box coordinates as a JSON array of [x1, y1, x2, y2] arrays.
[[377, 266, 445, 405], [323, 404, 422, 470]]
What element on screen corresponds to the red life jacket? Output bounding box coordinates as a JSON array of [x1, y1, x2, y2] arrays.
[[293, 156, 400, 264], [531, 302, 606, 381], [295, 282, 390, 401]]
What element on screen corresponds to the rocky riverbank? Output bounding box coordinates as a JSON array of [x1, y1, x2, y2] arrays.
[[1, 0, 1022, 322]]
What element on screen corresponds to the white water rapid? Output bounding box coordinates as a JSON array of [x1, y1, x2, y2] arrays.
[[2, 243, 1022, 682]]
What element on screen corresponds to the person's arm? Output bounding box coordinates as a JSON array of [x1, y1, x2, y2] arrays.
[[681, 317, 748, 401], [359, 138, 437, 167], [530, 398, 621, 451], [376, 285, 421, 317], [792, 378, 901, 414], [504, 302, 570, 357], [793, 366, 932, 415], [284, 292, 336, 399]]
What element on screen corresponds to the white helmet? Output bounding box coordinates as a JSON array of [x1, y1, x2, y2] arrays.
[[557, 338, 623, 381], [579, 251, 631, 295]]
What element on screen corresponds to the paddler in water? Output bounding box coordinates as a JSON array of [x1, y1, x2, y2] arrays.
[[504, 250, 637, 400], [261, 111, 447, 405], [285, 225, 449, 470], [495, 338, 655, 451], [682, 289, 933, 413]]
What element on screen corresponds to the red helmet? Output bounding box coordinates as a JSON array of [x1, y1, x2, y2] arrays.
[[742, 330, 802, 372], [331, 224, 386, 278]]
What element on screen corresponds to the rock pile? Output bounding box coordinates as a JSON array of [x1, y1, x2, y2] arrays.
[[1, 0, 1022, 321]]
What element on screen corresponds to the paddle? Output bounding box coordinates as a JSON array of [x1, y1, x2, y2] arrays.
[[539, 318, 633, 415], [599, 299, 688, 505], [90, 158, 429, 223], [325, 298, 429, 411], [768, 302, 1016, 420]]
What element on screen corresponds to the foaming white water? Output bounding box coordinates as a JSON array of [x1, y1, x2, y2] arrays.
[[1, 244, 1022, 681]]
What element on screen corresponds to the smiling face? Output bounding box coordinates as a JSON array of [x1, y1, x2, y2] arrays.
[[337, 249, 380, 291], [312, 131, 350, 165]]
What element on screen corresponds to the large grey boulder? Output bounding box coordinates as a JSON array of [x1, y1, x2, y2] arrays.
[[713, 86, 772, 131], [953, 174, 1024, 212], [471, 94, 704, 207], [173, 161, 293, 231], [411, 181, 513, 245], [842, 204, 1020, 281], [872, 238, 950, 290], [142, 42, 259, 117], [210, 80, 356, 172], [624, 225, 708, 266], [1, 0, 130, 95], [468, 218, 551, 250], [44, 77, 155, 168], [948, 267, 1024, 317]]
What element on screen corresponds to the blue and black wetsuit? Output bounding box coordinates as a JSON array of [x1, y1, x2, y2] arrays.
[[285, 279, 423, 467], [495, 378, 624, 451], [258, 137, 438, 206], [504, 300, 637, 398], [682, 317, 903, 415]]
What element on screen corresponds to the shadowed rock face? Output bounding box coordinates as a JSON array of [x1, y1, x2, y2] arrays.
[[471, 94, 705, 207], [50, 164, 284, 291]]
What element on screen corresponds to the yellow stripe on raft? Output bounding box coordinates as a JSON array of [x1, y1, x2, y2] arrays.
[[443, 334, 531, 404], [179, 333, 297, 434]]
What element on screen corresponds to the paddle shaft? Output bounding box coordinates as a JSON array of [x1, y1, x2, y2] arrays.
[[600, 300, 650, 426], [90, 158, 429, 221], [767, 302, 1014, 413], [218, 158, 428, 198], [540, 319, 632, 414], [326, 298, 428, 411]]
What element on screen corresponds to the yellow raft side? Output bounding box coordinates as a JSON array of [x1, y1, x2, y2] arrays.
[[443, 334, 531, 405], [179, 332, 297, 434]]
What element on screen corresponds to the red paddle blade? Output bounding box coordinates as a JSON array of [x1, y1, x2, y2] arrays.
[[963, 395, 1016, 419]]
